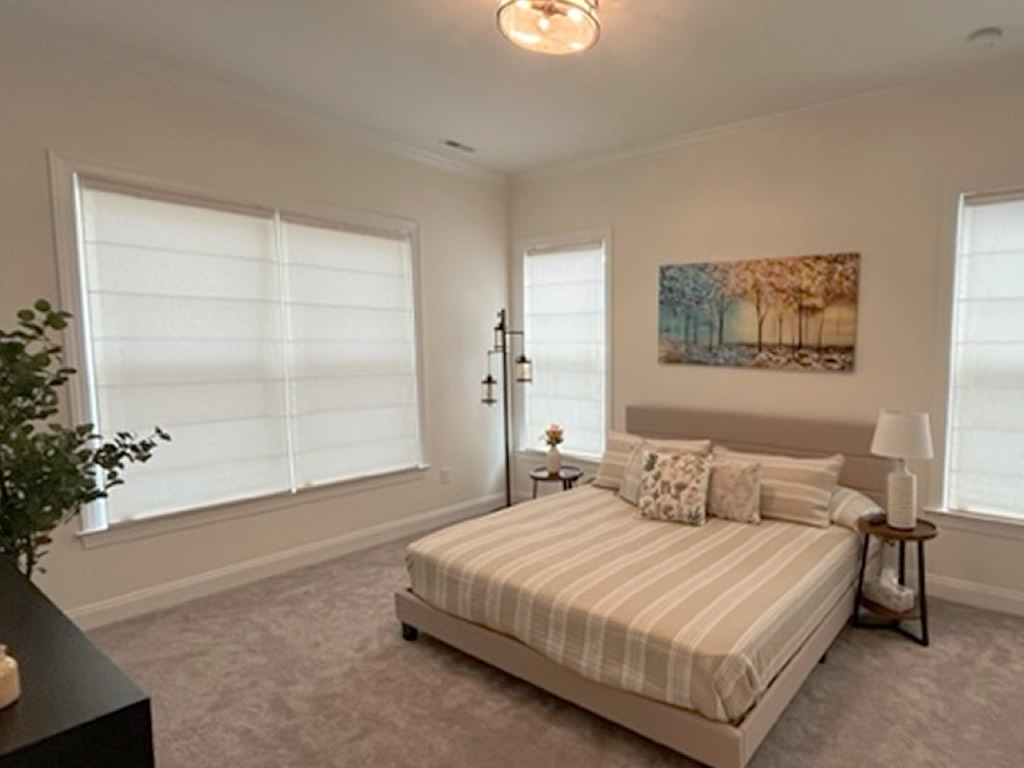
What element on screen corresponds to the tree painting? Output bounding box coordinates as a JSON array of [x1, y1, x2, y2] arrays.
[[658, 253, 859, 372]]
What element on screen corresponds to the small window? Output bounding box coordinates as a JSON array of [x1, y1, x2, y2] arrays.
[[945, 190, 1024, 520], [522, 237, 608, 459], [70, 178, 424, 529]]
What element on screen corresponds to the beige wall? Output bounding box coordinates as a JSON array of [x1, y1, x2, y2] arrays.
[[510, 62, 1024, 611], [4, 21, 1024, 620], [0, 31, 508, 614]]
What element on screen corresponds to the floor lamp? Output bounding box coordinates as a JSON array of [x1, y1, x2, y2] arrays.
[[481, 309, 532, 507]]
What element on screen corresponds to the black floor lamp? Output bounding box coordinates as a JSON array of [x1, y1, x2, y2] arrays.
[[481, 309, 532, 507]]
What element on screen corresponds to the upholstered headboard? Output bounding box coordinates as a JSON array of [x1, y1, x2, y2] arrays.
[[625, 405, 886, 506]]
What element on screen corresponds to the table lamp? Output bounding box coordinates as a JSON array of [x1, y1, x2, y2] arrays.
[[870, 410, 934, 530]]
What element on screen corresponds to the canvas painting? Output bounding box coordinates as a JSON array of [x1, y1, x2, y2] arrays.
[[658, 253, 859, 372]]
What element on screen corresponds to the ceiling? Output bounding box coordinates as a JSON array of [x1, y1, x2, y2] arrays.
[[5, 0, 1024, 174]]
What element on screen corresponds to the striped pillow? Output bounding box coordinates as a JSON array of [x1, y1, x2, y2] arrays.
[[595, 431, 711, 492], [829, 486, 882, 532], [713, 446, 844, 528]]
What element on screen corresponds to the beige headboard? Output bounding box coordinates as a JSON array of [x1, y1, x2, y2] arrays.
[[625, 405, 886, 505]]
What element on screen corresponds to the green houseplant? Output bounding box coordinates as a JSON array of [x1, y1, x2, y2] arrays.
[[0, 299, 169, 577]]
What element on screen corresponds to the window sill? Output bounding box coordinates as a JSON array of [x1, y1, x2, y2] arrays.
[[77, 464, 430, 550], [518, 448, 601, 467], [923, 506, 1024, 542]]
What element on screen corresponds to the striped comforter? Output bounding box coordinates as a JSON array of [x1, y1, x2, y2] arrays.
[[406, 486, 860, 722]]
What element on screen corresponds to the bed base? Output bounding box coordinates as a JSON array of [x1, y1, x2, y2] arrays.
[[395, 584, 855, 768]]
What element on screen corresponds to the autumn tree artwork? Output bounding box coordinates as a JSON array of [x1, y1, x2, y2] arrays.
[[658, 253, 859, 372]]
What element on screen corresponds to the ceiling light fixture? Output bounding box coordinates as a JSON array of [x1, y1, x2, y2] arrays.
[[497, 0, 600, 56]]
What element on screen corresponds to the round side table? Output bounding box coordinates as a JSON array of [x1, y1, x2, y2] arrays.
[[853, 515, 938, 646], [529, 466, 584, 499]]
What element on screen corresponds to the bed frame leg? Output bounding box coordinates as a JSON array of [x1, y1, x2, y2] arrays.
[[401, 622, 419, 642]]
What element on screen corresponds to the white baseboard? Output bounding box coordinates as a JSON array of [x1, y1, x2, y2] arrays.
[[929, 574, 1024, 617], [68, 493, 501, 630]]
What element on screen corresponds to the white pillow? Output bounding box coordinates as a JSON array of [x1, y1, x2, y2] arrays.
[[708, 460, 761, 524], [713, 446, 844, 528], [829, 486, 882, 532], [595, 430, 710, 492]]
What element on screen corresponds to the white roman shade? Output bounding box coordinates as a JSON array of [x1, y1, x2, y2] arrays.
[[523, 240, 607, 458], [74, 180, 424, 529], [946, 190, 1024, 519], [282, 219, 422, 488]]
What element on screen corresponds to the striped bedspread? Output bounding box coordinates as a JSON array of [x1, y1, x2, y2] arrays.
[[406, 486, 860, 723]]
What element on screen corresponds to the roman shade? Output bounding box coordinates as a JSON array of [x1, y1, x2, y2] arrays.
[[523, 240, 607, 458], [75, 181, 423, 529], [947, 190, 1024, 519]]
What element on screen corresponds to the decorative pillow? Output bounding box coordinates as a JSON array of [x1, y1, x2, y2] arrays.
[[713, 447, 844, 528], [618, 440, 651, 505], [708, 461, 761, 524], [594, 431, 710, 492], [829, 486, 882, 532], [635, 451, 712, 526]]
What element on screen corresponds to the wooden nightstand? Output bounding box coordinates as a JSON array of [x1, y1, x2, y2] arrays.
[[853, 515, 938, 646], [529, 466, 584, 498]]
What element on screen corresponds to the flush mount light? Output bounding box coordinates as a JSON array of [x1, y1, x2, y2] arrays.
[[497, 0, 600, 56]]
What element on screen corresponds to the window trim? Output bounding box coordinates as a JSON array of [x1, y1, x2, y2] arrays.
[[48, 152, 430, 542], [513, 228, 612, 462], [930, 177, 1024, 529]]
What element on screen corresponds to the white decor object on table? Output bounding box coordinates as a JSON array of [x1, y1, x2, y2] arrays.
[[546, 446, 562, 473], [870, 409, 934, 530], [543, 424, 564, 473], [0, 644, 21, 710]]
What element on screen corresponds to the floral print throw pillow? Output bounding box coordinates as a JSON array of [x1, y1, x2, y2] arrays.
[[636, 450, 712, 526]]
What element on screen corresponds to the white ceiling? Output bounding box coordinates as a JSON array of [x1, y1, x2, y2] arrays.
[[5, 0, 1024, 174]]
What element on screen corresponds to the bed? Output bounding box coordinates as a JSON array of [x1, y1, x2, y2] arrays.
[[395, 407, 886, 768]]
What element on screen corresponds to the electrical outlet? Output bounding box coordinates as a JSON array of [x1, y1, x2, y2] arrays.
[[440, 466, 452, 485]]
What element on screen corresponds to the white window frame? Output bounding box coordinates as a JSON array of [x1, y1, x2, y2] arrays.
[[514, 228, 612, 463], [48, 153, 429, 546], [928, 178, 1024, 537]]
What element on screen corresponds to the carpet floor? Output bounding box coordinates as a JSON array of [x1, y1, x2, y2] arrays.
[[91, 536, 1024, 768]]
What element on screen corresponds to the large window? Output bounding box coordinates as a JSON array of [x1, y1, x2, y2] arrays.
[[522, 237, 608, 459], [945, 190, 1024, 520], [70, 178, 423, 530]]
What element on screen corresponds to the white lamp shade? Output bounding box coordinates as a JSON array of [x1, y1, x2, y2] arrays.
[[870, 410, 934, 460]]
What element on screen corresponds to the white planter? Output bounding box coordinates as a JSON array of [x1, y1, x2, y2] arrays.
[[546, 446, 562, 473]]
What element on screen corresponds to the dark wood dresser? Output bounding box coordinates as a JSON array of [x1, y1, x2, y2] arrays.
[[0, 561, 154, 767]]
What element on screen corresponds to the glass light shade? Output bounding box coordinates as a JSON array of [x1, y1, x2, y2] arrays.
[[497, 0, 600, 56], [493, 324, 505, 351], [481, 375, 498, 405], [870, 410, 934, 460], [515, 355, 533, 383]]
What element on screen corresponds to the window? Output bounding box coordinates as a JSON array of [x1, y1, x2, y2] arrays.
[[945, 190, 1024, 520], [71, 178, 423, 530], [522, 237, 608, 459]]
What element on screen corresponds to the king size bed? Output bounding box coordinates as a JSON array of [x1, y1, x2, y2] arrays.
[[395, 407, 886, 768]]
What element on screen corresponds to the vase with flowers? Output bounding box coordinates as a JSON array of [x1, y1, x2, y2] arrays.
[[542, 424, 564, 474]]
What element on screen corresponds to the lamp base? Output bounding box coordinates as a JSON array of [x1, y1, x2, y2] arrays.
[[886, 461, 917, 530]]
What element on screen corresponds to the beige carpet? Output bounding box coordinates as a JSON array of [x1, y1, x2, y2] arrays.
[[91, 536, 1024, 768]]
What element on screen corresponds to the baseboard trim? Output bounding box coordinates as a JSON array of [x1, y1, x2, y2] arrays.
[[929, 574, 1024, 617], [68, 493, 501, 630]]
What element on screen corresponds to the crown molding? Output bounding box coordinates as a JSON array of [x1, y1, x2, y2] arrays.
[[512, 52, 1024, 184], [4, 16, 506, 186]]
